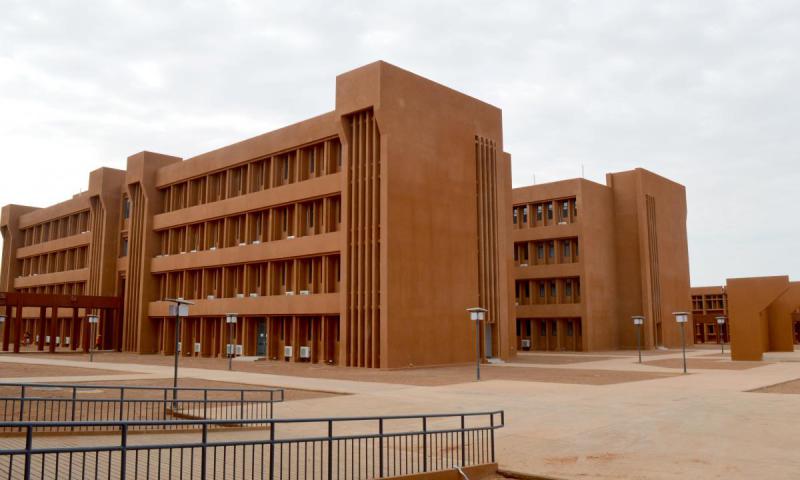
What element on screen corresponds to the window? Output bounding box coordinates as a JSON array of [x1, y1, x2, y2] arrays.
[[522, 206, 528, 224], [540, 322, 547, 336], [538, 283, 545, 298], [561, 201, 569, 219], [122, 198, 130, 219], [551, 320, 557, 335], [563, 240, 571, 257], [567, 321, 574, 337], [573, 200, 578, 217], [307, 205, 314, 228], [120, 237, 128, 257], [536, 205, 543, 221], [548, 241, 555, 258], [309, 150, 316, 174], [537, 243, 544, 259], [550, 281, 557, 297], [283, 157, 289, 180], [565, 280, 572, 297], [513, 209, 518, 224], [547, 203, 553, 220], [574, 242, 579, 257], [524, 282, 530, 297]]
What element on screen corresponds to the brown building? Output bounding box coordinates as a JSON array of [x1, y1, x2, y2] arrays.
[[0, 61, 513, 369], [695, 276, 800, 361], [690, 286, 729, 344], [512, 169, 691, 351]]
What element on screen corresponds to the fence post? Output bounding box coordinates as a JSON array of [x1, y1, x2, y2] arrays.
[[378, 418, 384, 477], [460, 415, 466, 467], [327, 420, 333, 480], [119, 387, 125, 421], [18, 386, 26, 433], [203, 390, 208, 419], [163, 389, 168, 419], [240, 390, 245, 420], [120, 423, 128, 479], [268, 421, 275, 480], [490, 413, 495, 463], [201, 422, 208, 480], [422, 416, 428, 472], [23, 424, 32, 480], [70, 387, 77, 431]]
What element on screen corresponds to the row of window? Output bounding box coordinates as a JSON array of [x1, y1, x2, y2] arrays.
[[154, 254, 341, 301], [516, 318, 583, 339], [160, 138, 342, 214], [515, 277, 581, 306], [514, 238, 579, 266], [22, 210, 91, 247], [17, 282, 86, 296], [18, 246, 89, 277], [154, 195, 341, 257], [512, 197, 577, 228], [691, 294, 726, 312]]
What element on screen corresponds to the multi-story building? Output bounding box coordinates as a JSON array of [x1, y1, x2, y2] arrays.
[[690, 286, 729, 344], [512, 168, 691, 351], [1, 61, 514, 368]]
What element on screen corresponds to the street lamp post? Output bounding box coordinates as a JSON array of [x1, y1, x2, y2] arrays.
[[632, 316, 645, 363], [716, 315, 727, 354], [87, 314, 99, 362], [467, 307, 488, 381], [673, 312, 689, 374], [166, 298, 193, 410], [226, 313, 238, 371]]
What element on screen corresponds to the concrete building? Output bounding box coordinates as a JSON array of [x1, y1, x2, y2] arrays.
[[693, 276, 800, 361], [512, 169, 691, 351], [690, 286, 729, 345], [0, 61, 514, 368]]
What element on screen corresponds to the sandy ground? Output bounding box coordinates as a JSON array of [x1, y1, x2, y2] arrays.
[[749, 378, 800, 394], [10, 351, 677, 386], [642, 358, 766, 370], [0, 362, 127, 378]]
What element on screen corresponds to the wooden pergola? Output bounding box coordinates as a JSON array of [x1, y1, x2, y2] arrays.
[[0, 292, 123, 354]]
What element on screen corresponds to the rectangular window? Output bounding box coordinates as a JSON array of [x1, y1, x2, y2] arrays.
[[562, 201, 569, 219], [551, 320, 557, 335], [548, 241, 555, 258], [567, 321, 574, 337], [565, 280, 572, 297], [573, 200, 578, 217], [563, 240, 571, 257], [122, 198, 130, 219], [512, 209, 518, 224], [120, 237, 128, 257], [309, 150, 315, 173], [538, 283, 545, 298], [522, 206, 528, 224], [537, 243, 544, 259], [536, 205, 543, 221], [550, 281, 557, 297], [547, 203, 553, 220], [283, 157, 289, 180]]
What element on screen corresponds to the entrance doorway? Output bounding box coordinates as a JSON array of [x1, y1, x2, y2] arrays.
[[257, 320, 267, 356]]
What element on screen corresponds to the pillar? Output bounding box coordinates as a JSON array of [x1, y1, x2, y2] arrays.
[[48, 306, 58, 353], [70, 308, 79, 350], [37, 306, 46, 351], [2, 304, 11, 351]]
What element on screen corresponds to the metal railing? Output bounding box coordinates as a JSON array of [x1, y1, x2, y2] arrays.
[[0, 383, 284, 432], [0, 411, 503, 479]]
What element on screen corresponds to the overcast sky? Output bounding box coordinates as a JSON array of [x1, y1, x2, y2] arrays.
[[1, 0, 798, 286]]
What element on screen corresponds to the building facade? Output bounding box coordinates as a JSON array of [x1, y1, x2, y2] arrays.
[[690, 286, 729, 344], [512, 169, 691, 351], [1, 61, 514, 368]]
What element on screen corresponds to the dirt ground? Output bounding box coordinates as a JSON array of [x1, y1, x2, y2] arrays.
[[643, 358, 766, 370], [510, 354, 615, 365], [0, 362, 127, 378], [13, 352, 678, 386], [750, 378, 800, 394]]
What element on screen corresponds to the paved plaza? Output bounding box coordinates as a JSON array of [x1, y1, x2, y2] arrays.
[[1, 347, 799, 479]]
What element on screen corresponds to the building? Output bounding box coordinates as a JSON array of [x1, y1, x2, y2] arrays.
[[690, 286, 729, 344], [0, 61, 514, 369], [512, 168, 691, 351], [696, 276, 800, 361]]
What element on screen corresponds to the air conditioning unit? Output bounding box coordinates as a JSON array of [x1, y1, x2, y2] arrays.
[[299, 346, 311, 359], [236, 293, 244, 298], [226, 344, 235, 355], [55, 336, 60, 346], [558, 221, 567, 225], [249, 292, 258, 298], [285, 291, 295, 296], [284, 346, 293, 358], [209, 246, 216, 251], [520, 263, 528, 267], [65, 337, 70, 346], [238, 242, 246, 247], [207, 295, 216, 300], [179, 251, 186, 255], [194, 342, 201, 353], [521, 339, 531, 349], [177, 342, 182, 353], [287, 235, 295, 240], [252, 240, 261, 245], [299, 290, 310, 296], [236, 345, 243, 355], [190, 249, 197, 253], [45, 336, 50, 343]]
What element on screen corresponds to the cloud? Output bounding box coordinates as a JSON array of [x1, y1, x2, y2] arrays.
[[1, 0, 799, 285]]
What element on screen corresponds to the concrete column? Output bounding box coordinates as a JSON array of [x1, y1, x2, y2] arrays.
[[1, 304, 10, 351], [48, 306, 57, 353]]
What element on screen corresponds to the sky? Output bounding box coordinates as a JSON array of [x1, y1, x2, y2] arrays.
[[0, 0, 798, 286]]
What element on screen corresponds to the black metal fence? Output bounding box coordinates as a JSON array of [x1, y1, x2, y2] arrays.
[[0, 383, 284, 432], [0, 411, 503, 479]]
